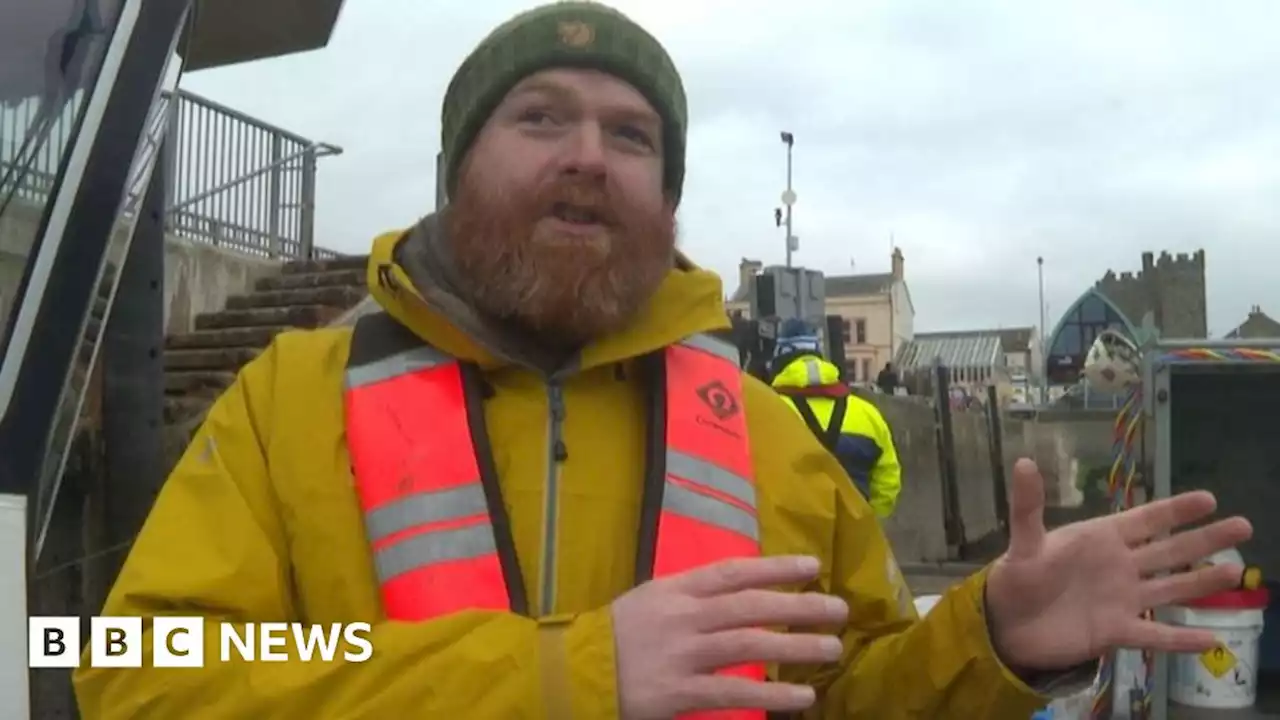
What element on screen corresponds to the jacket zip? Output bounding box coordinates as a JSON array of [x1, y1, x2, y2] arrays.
[[539, 380, 567, 615], [391, 279, 571, 616]]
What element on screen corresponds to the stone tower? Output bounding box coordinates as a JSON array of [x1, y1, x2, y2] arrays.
[[1094, 250, 1206, 338]]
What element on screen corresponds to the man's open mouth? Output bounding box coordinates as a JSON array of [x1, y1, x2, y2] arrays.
[[551, 202, 604, 225]]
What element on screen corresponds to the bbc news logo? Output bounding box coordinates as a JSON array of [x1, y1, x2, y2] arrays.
[[29, 617, 373, 668]]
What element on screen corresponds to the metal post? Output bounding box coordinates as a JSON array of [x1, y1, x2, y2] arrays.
[[1037, 256, 1047, 403], [933, 362, 965, 557], [162, 93, 180, 228], [780, 131, 795, 268], [267, 134, 283, 258], [785, 146, 793, 268], [299, 147, 317, 260], [985, 384, 1009, 536], [94, 133, 170, 612]]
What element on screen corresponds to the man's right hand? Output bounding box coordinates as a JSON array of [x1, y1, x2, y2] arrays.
[[612, 555, 848, 719]]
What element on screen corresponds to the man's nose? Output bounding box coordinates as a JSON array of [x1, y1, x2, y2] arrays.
[[562, 122, 607, 178]]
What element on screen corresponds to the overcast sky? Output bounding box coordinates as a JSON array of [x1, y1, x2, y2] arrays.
[[181, 0, 1280, 337]]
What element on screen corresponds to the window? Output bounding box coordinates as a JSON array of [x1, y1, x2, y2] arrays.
[[841, 318, 851, 339], [1046, 291, 1134, 384], [1078, 295, 1108, 324], [854, 319, 867, 344], [861, 358, 871, 382], [1050, 325, 1083, 356]]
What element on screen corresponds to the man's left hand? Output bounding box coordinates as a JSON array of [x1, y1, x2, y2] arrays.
[[985, 458, 1253, 672]]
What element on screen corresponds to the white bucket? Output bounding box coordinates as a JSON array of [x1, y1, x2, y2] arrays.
[[1168, 597, 1267, 709]]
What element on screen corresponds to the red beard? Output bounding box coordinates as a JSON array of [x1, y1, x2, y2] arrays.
[[446, 167, 676, 348]]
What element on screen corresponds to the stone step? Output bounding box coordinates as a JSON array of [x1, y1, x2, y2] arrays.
[[166, 326, 293, 350], [194, 305, 343, 331], [165, 370, 235, 395], [224, 285, 364, 311], [255, 268, 364, 292], [281, 254, 368, 275], [165, 347, 259, 372]]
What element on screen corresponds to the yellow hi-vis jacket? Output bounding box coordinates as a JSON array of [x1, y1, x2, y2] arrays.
[[771, 354, 903, 518], [72, 225, 1052, 719]]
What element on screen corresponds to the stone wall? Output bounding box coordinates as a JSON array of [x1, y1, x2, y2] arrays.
[[869, 396, 949, 563], [1, 199, 277, 340]]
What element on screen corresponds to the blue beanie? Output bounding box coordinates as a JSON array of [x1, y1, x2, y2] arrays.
[[778, 317, 815, 339], [774, 318, 821, 357]]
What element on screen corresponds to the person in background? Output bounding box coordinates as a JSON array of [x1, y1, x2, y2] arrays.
[[877, 361, 899, 395], [769, 320, 903, 517], [74, 3, 1253, 719]]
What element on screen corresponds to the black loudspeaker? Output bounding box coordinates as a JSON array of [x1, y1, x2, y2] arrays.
[[825, 315, 847, 377], [754, 273, 776, 317]]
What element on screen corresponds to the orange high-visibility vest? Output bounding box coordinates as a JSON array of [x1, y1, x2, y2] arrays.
[[344, 313, 765, 719]]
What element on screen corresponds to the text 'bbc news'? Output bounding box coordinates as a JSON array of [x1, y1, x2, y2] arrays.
[[29, 617, 373, 668]]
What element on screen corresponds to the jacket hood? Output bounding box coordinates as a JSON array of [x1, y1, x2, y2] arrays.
[[364, 213, 733, 374], [771, 352, 843, 390]]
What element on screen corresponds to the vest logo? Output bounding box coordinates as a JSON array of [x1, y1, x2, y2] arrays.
[[695, 380, 739, 420], [557, 20, 595, 48], [28, 616, 374, 668]]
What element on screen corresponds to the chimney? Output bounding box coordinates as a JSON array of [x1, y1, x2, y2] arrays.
[[891, 247, 904, 280], [738, 258, 763, 295]]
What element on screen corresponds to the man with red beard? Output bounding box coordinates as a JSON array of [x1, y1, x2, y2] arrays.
[[75, 3, 1252, 719]]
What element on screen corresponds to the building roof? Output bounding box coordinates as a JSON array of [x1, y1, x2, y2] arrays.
[[995, 327, 1034, 352], [728, 270, 894, 303], [895, 331, 1004, 373], [1225, 306, 1280, 339], [913, 327, 1035, 353], [1046, 287, 1137, 347], [825, 272, 894, 298]]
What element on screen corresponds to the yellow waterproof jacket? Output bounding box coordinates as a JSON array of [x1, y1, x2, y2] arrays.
[[771, 354, 903, 518], [73, 224, 1052, 719]]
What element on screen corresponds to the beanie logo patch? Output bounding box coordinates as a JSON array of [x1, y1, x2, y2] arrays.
[[557, 20, 595, 48]]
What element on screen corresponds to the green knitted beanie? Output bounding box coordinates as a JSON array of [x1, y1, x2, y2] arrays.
[[441, 2, 688, 203]]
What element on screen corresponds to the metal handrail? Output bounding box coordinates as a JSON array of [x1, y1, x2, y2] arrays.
[[0, 87, 343, 260], [161, 89, 343, 259], [168, 89, 313, 147], [166, 141, 342, 213]]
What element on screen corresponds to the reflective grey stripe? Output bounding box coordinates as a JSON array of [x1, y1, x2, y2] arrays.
[[803, 358, 823, 385], [374, 522, 497, 582], [662, 481, 759, 542], [364, 484, 489, 543], [345, 346, 453, 389], [680, 333, 739, 363], [666, 450, 756, 510]]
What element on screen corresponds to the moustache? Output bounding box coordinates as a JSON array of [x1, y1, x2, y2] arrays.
[[534, 179, 621, 226]]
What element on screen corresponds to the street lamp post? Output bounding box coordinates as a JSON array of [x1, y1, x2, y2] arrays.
[[1037, 256, 1047, 403], [780, 131, 796, 267]]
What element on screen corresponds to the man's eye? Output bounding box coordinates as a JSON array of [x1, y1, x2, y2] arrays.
[[614, 125, 654, 148], [518, 109, 555, 125]]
